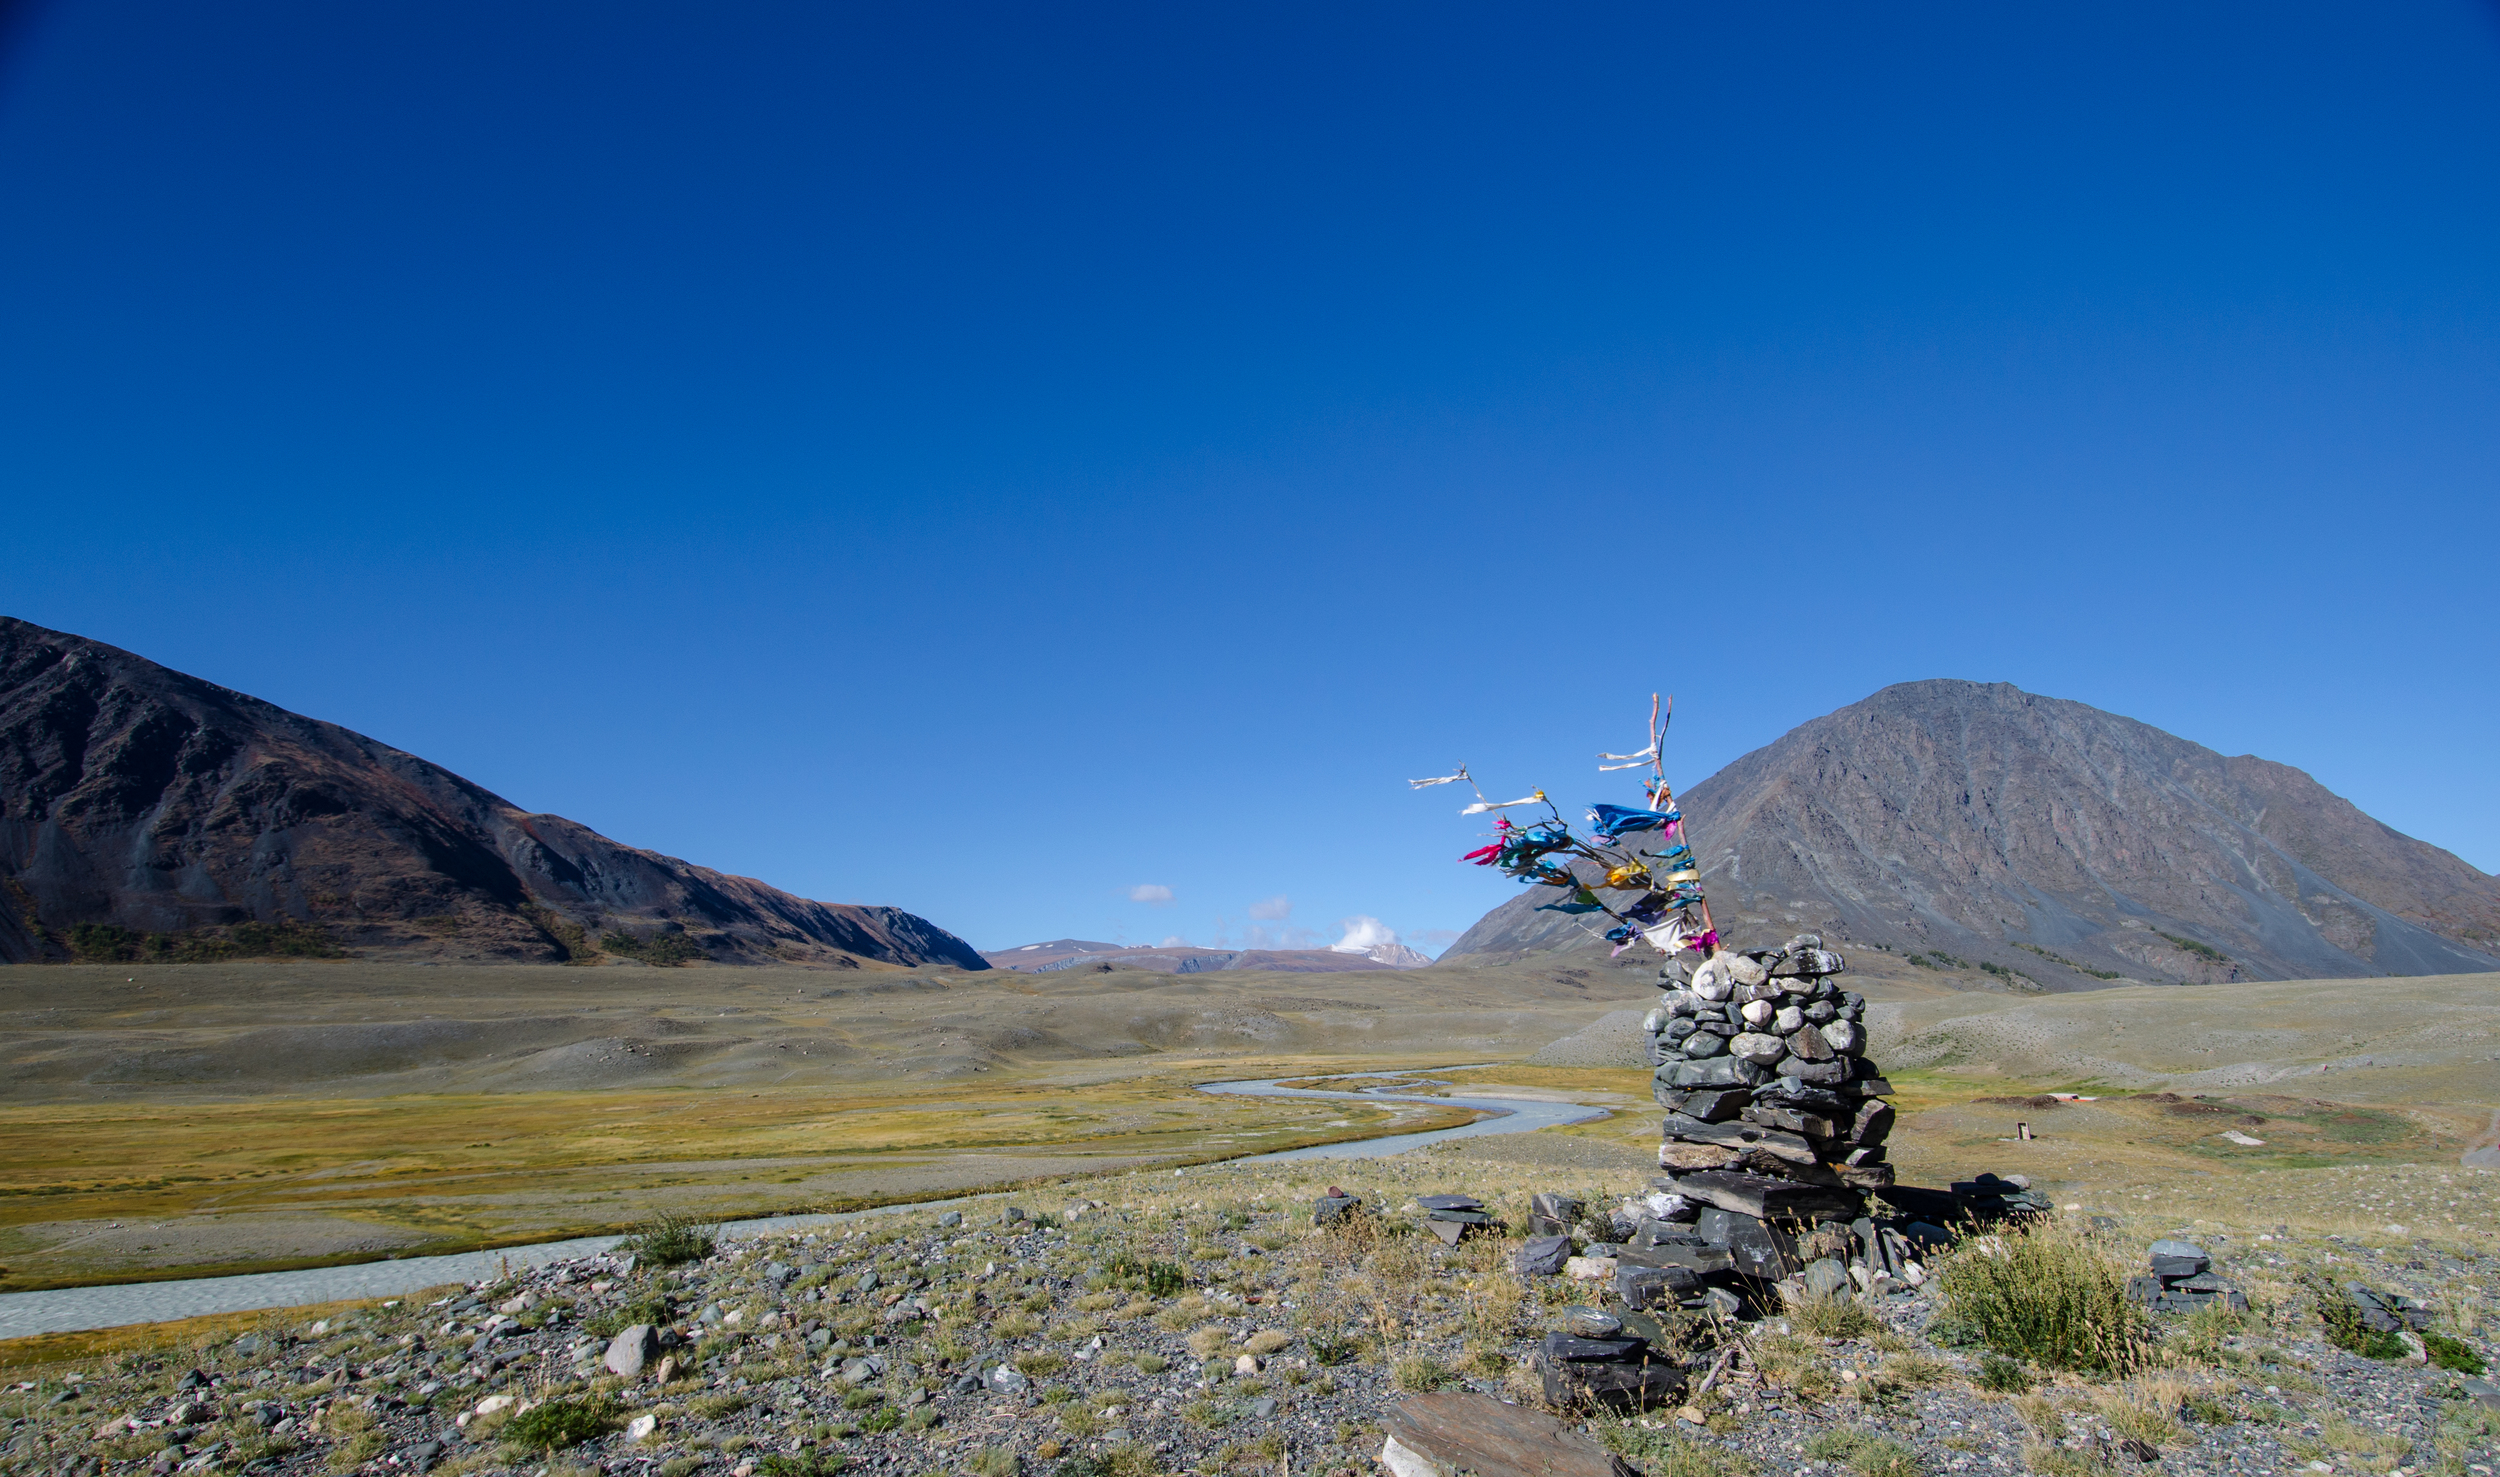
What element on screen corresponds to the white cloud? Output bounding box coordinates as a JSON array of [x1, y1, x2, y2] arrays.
[[1129, 884, 1173, 905], [1331, 916, 1399, 954], [1159, 935, 1189, 948], [1248, 895, 1292, 921]]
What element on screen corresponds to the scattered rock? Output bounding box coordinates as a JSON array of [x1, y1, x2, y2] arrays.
[[603, 1324, 660, 1380]]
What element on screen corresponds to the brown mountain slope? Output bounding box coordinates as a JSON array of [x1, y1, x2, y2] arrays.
[[1443, 680, 2500, 986], [0, 617, 986, 969]]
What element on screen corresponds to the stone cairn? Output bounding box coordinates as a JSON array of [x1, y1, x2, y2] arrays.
[[1644, 932, 1893, 1193], [1502, 932, 1970, 1412], [2129, 1238, 2249, 1314]]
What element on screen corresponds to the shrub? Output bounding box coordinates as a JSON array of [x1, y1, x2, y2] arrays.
[[1930, 1222, 2150, 1373], [1391, 1355, 1456, 1392], [2303, 1276, 2408, 1361], [2422, 1331, 2485, 1375], [757, 1456, 848, 1477], [626, 1210, 719, 1266], [1974, 1354, 2032, 1392], [601, 930, 709, 966], [1306, 1334, 1359, 1367], [501, 1397, 618, 1451]]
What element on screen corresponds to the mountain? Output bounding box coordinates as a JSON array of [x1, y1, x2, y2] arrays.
[[980, 939, 1132, 971], [1443, 680, 2500, 987], [0, 617, 987, 969], [978, 940, 1427, 974], [1337, 941, 1435, 968]]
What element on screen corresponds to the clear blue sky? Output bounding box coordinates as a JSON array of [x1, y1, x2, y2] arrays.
[[3, 2, 2494, 955]]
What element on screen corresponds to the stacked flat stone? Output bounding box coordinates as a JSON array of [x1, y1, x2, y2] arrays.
[[2126, 1239, 2250, 1314], [1644, 932, 1896, 1193]]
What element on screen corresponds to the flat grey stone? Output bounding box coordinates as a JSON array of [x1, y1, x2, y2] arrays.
[[1381, 1392, 1638, 1477], [1561, 1307, 1621, 1338]]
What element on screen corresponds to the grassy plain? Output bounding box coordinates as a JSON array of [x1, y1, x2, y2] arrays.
[[0, 956, 1646, 1289], [1, 957, 2492, 1293]]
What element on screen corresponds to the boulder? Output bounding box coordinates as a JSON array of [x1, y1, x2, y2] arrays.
[[603, 1325, 660, 1380]]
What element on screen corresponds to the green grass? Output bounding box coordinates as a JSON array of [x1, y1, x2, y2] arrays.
[[1974, 1354, 2032, 1392], [1802, 1429, 1921, 1477], [1931, 1221, 2151, 1373], [2303, 1276, 2409, 1361], [2156, 931, 2229, 963], [624, 1210, 718, 1266], [2011, 942, 2123, 980], [63, 920, 344, 963], [1596, 1425, 1759, 1477], [2423, 1331, 2485, 1375], [500, 1396, 617, 1451]]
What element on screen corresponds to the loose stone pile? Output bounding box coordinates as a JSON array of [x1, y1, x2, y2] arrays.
[[1645, 933, 1896, 1194], [2128, 1237, 2251, 1314]]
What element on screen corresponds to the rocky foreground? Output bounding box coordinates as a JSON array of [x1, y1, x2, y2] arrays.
[[7, 1152, 2499, 1477]]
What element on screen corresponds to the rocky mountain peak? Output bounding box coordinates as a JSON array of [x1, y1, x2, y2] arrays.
[[1443, 678, 2499, 986]]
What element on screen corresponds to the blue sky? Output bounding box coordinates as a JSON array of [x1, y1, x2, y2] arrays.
[[3, 2, 2495, 955]]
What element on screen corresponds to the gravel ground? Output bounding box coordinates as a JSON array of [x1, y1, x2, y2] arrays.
[[5, 1159, 2497, 1477]]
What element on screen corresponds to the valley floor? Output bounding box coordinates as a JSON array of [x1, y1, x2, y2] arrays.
[[2, 1134, 2495, 1477]]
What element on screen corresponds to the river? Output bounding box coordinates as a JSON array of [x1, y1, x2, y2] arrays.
[[0, 1070, 1609, 1338]]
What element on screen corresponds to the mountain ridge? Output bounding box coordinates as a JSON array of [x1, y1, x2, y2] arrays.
[[0, 616, 986, 969], [1443, 679, 2500, 986]]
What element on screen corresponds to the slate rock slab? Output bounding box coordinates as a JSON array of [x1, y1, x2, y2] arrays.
[[1673, 1170, 1862, 1221], [1517, 1234, 1574, 1277], [2148, 1239, 2210, 1279], [1313, 1193, 1362, 1227], [1534, 1348, 1689, 1413], [1380, 1392, 1637, 1477]]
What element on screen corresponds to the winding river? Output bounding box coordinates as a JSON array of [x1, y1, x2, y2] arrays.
[[0, 1070, 1611, 1339]]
